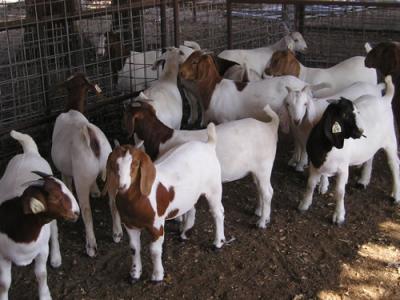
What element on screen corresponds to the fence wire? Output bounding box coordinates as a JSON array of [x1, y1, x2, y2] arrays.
[[1, 0, 400, 171]]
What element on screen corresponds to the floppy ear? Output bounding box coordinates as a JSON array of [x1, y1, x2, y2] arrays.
[[139, 153, 156, 196], [123, 109, 136, 138], [305, 96, 317, 125], [197, 55, 215, 81], [323, 111, 344, 149], [152, 59, 165, 71], [22, 196, 46, 215], [278, 104, 290, 134], [284, 36, 295, 51]]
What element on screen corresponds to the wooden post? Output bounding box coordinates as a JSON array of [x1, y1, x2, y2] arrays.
[[295, 3, 305, 33]]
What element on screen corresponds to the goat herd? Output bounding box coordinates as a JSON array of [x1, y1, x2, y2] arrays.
[[0, 27, 400, 299]]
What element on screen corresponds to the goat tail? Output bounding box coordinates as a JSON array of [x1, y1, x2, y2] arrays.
[[364, 42, 372, 53], [81, 125, 101, 158], [383, 75, 395, 104], [10, 130, 39, 154], [263, 104, 280, 129], [206, 123, 217, 146]]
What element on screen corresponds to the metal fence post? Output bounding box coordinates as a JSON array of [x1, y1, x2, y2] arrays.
[[160, 0, 167, 49], [227, 0, 232, 49], [174, 0, 180, 47]]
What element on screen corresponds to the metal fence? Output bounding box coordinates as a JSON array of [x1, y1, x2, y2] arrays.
[[1, 0, 400, 171]]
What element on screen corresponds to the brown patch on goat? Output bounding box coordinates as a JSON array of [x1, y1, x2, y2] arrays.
[[156, 183, 175, 216], [166, 208, 179, 219], [149, 225, 164, 241], [124, 103, 174, 160], [0, 178, 77, 243], [265, 50, 300, 77], [179, 52, 222, 110], [108, 145, 163, 240], [86, 126, 100, 158], [234, 81, 248, 91], [64, 73, 100, 113]]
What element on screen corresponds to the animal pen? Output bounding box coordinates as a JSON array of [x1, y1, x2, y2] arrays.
[[2, 1, 400, 299], [1, 0, 400, 170]]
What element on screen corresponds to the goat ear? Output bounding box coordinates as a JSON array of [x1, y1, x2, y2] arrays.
[[323, 113, 345, 149], [278, 104, 290, 134], [23, 197, 46, 215], [152, 59, 165, 71], [139, 153, 156, 196], [284, 36, 295, 51], [305, 97, 317, 125]]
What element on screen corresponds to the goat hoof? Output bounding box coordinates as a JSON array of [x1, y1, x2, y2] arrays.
[[127, 275, 140, 285], [151, 279, 164, 285], [113, 232, 123, 243], [355, 183, 367, 190], [256, 219, 269, 229], [297, 204, 309, 213], [50, 256, 62, 268], [86, 245, 97, 258], [332, 214, 345, 226]]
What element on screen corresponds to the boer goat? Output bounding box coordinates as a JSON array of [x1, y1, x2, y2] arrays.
[[105, 124, 225, 282], [124, 101, 279, 228], [218, 29, 308, 77], [299, 76, 399, 225], [266, 50, 377, 97], [179, 51, 327, 126], [0, 131, 79, 300], [51, 73, 120, 257]]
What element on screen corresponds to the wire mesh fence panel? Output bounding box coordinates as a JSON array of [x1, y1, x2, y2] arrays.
[[2, 0, 400, 172]]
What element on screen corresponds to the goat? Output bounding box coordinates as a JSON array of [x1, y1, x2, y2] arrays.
[[281, 81, 385, 173], [105, 124, 225, 282], [365, 41, 400, 136], [0, 131, 79, 300], [266, 50, 377, 97], [298, 76, 399, 225], [51, 73, 121, 257], [117, 41, 201, 93], [218, 31, 308, 77], [132, 47, 184, 129], [179, 51, 327, 125], [124, 101, 279, 228]]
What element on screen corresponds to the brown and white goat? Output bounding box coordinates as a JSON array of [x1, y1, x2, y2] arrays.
[[124, 101, 279, 228], [266, 50, 377, 97], [105, 125, 225, 282], [0, 149, 79, 300], [51, 73, 119, 257]]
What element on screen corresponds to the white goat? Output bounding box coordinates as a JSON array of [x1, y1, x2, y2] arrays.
[[105, 124, 225, 282], [117, 41, 201, 93], [218, 31, 308, 77], [179, 52, 327, 125], [281, 81, 385, 173], [223, 63, 262, 81], [125, 102, 279, 228], [266, 50, 377, 98], [0, 130, 80, 300], [299, 76, 399, 225], [51, 74, 120, 257], [132, 47, 184, 129]]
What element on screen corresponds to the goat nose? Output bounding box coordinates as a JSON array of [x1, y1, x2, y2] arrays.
[[294, 119, 301, 126]]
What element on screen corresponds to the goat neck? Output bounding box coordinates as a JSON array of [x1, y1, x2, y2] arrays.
[[195, 60, 223, 111], [0, 191, 51, 243], [65, 88, 87, 113], [306, 114, 334, 169], [134, 111, 173, 160], [159, 54, 179, 84]]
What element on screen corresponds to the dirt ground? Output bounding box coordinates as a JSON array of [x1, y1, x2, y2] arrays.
[[7, 133, 400, 300]]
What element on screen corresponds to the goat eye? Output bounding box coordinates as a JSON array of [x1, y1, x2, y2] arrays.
[[294, 39, 298, 42]]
